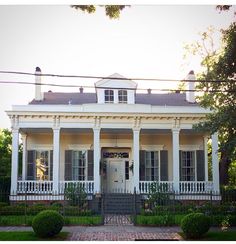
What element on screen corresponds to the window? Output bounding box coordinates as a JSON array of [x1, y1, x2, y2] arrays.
[[118, 90, 128, 103], [180, 151, 195, 181], [145, 151, 159, 181], [35, 151, 49, 181], [104, 90, 114, 103], [72, 151, 86, 181], [125, 161, 129, 180]]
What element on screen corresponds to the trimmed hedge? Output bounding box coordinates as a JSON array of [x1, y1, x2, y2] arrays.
[[181, 213, 210, 239], [32, 210, 64, 237]]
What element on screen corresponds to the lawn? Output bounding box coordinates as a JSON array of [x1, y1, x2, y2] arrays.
[[0, 231, 69, 241], [0, 215, 102, 226], [179, 231, 236, 241]]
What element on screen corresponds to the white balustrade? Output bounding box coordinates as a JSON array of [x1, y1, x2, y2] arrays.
[[179, 181, 213, 193], [17, 181, 53, 194], [59, 181, 94, 194], [139, 181, 174, 194]]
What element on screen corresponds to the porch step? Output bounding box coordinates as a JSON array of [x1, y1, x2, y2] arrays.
[[103, 193, 134, 214]]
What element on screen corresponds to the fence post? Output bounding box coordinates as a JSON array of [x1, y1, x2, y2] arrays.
[[133, 187, 137, 225], [24, 187, 27, 225], [101, 193, 104, 225]]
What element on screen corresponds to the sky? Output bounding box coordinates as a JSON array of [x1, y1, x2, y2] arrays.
[[0, 4, 235, 128]]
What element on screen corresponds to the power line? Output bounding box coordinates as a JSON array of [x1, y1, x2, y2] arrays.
[[0, 80, 235, 93], [0, 70, 235, 83]]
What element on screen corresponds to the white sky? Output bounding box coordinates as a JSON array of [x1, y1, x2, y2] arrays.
[[0, 4, 235, 128]]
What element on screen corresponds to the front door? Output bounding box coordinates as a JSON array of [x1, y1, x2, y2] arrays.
[[107, 160, 125, 192]]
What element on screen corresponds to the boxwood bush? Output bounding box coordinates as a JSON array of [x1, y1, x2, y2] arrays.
[[181, 213, 210, 239], [32, 210, 64, 238]]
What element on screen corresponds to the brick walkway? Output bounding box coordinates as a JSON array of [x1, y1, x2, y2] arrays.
[[104, 215, 133, 225], [69, 231, 182, 241]]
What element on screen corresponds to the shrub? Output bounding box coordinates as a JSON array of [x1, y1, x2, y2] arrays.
[[32, 210, 64, 238], [181, 213, 210, 239], [0, 202, 8, 208], [65, 183, 87, 207], [0, 206, 25, 215]]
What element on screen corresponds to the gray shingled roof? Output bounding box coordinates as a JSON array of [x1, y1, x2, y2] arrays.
[[29, 92, 198, 106]]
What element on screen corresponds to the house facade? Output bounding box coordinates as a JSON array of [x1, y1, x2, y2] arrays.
[[7, 68, 220, 201]]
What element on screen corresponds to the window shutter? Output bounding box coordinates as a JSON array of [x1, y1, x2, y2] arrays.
[[27, 150, 35, 180], [87, 150, 94, 180], [50, 150, 53, 181], [139, 150, 146, 181], [196, 150, 205, 181], [65, 150, 72, 181], [160, 150, 168, 181], [179, 150, 182, 181]]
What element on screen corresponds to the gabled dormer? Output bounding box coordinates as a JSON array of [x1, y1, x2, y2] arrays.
[[95, 73, 137, 104]]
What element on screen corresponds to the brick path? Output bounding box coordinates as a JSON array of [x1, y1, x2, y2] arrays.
[[69, 231, 182, 241], [104, 215, 133, 225]]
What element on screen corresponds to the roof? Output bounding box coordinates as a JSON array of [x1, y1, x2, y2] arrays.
[[29, 92, 198, 106]]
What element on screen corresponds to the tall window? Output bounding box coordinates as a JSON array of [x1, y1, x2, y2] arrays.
[[145, 151, 159, 181], [35, 151, 49, 181], [72, 151, 86, 181], [125, 161, 129, 180], [180, 151, 195, 181], [104, 90, 114, 103], [118, 90, 128, 103]]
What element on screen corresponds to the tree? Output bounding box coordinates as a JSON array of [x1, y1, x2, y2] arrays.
[[193, 22, 236, 186], [0, 129, 22, 178], [71, 5, 127, 19]]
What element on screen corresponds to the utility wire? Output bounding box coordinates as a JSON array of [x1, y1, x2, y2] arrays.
[[0, 70, 235, 83], [0, 80, 235, 93]]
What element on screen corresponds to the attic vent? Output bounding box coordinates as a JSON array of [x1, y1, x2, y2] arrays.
[[48, 90, 52, 93], [147, 88, 152, 94], [68, 99, 72, 105], [80, 87, 83, 93]]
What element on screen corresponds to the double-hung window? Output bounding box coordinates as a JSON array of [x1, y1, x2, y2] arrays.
[[72, 151, 86, 181], [180, 151, 195, 181], [104, 90, 114, 103], [145, 151, 159, 181], [118, 90, 128, 103]]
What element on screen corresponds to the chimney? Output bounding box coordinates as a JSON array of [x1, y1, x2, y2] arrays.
[[35, 67, 43, 101], [79, 87, 84, 93], [185, 70, 195, 103], [147, 88, 152, 94]]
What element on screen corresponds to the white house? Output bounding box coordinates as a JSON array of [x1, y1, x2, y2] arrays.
[[6, 67, 220, 201]]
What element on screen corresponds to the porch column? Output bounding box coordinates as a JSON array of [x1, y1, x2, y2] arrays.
[[93, 128, 101, 193], [212, 132, 219, 193], [21, 134, 27, 181], [53, 128, 60, 194], [172, 128, 180, 193], [204, 136, 209, 182], [11, 128, 19, 195], [133, 128, 140, 192]]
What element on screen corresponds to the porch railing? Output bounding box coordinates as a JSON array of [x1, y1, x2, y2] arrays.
[[179, 181, 213, 194], [59, 181, 94, 194], [17, 180, 53, 194], [139, 181, 174, 194]]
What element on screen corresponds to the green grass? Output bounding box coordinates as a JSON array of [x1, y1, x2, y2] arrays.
[[180, 231, 236, 241], [0, 215, 102, 226], [0, 231, 69, 241]]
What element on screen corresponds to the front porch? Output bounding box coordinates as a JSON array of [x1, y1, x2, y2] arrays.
[[10, 126, 220, 200]]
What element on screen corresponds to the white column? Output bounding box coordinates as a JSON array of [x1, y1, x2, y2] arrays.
[[93, 128, 101, 193], [204, 136, 209, 182], [133, 128, 140, 192], [11, 129, 19, 195], [212, 132, 219, 193], [172, 128, 180, 193], [53, 128, 60, 194], [21, 134, 27, 181]]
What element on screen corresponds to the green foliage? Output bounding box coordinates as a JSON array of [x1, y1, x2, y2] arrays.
[[71, 5, 127, 19], [64, 183, 87, 207], [0, 129, 22, 178], [135, 215, 175, 226], [181, 213, 211, 239], [32, 210, 64, 238], [146, 182, 171, 207]]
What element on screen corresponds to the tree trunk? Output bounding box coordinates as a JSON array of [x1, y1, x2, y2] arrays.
[[219, 151, 231, 185]]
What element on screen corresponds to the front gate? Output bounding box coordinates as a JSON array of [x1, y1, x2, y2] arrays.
[[101, 191, 137, 225]]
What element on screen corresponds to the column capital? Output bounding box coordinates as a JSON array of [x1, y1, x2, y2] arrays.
[[52, 127, 61, 132], [93, 127, 101, 132], [132, 127, 140, 133], [12, 128, 19, 134], [172, 128, 180, 133]]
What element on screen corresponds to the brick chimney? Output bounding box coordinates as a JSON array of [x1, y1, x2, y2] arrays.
[[185, 70, 195, 103], [35, 67, 43, 101]]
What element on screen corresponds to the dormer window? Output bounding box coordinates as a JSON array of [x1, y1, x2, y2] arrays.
[[104, 90, 114, 103], [118, 90, 128, 104]]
